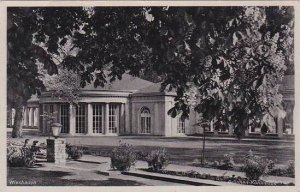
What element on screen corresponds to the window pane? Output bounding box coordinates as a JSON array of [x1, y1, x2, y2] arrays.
[[60, 104, 69, 133], [76, 103, 87, 133], [93, 104, 104, 133]]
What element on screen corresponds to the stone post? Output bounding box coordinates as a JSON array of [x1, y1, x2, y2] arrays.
[[47, 139, 66, 164]]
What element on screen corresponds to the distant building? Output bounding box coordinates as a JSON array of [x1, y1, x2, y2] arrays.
[[8, 74, 294, 138]]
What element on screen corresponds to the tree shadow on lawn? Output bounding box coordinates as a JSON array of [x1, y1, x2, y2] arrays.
[[7, 167, 143, 186]]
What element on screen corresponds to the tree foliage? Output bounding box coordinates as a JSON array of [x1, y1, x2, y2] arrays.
[[7, 6, 294, 138], [42, 67, 81, 105], [147, 7, 294, 137]]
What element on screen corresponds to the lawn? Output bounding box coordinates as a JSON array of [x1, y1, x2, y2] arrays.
[[69, 137, 294, 166]]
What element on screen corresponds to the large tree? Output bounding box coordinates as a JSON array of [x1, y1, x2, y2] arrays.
[[7, 7, 89, 137], [7, 8, 52, 137], [143, 7, 294, 138], [8, 6, 293, 138]]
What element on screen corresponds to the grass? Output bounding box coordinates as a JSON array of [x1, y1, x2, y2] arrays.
[[83, 143, 294, 166]]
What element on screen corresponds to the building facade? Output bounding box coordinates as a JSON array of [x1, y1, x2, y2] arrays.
[[8, 74, 294, 138]]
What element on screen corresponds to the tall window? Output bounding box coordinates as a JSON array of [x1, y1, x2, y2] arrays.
[[60, 104, 69, 133], [93, 104, 104, 134], [76, 103, 87, 133], [177, 117, 186, 133], [141, 107, 151, 134], [49, 104, 54, 114], [109, 104, 118, 134]]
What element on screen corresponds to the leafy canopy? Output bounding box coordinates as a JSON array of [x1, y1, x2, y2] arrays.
[[8, 7, 294, 138]]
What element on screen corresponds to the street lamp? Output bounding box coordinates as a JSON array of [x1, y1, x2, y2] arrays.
[[51, 123, 62, 139]]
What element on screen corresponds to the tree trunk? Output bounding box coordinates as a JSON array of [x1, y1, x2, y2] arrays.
[[201, 131, 206, 165], [11, 106, 24, 138]]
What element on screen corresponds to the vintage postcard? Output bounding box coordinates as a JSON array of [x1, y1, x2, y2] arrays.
[[1, 1, 299, 192]]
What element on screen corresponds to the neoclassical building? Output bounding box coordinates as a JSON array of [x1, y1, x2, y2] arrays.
[[8, 74, 294, 138]]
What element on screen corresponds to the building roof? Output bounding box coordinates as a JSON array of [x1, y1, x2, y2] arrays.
[[133, 82, 177, 96], [80, 73, 154, 92]]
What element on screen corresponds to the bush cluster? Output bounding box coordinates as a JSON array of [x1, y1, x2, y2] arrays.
[[110, 143, 169, 172], [7, 140, 41, 167], [268, 160, 295, 177], [144, 169, 294, 186], [145, 148, 169, 171], [242, 151, 270, 180], [110, 142, 136, 171], [66, 144, 84, 160]]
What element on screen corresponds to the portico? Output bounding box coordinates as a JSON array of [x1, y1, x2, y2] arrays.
[[40, 101, 126, 136]]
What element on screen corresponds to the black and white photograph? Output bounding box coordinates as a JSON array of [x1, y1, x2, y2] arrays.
[[4, 2, 297, 188]]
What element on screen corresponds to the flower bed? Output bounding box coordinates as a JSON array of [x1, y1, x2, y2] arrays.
[[140, 169, 294, 186], [7, 140, 46, 167]]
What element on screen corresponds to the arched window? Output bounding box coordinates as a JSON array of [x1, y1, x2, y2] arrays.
[[177, 117, 186, 133], [141, 107, 151, 134]]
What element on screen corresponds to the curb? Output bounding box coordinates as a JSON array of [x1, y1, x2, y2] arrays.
[[73, 159, 107, 164], [122, 170, 243, 186]]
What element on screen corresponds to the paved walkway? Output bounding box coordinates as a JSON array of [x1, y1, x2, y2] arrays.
[[78, 154, 295, 184]]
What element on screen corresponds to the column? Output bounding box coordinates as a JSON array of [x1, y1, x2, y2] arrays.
[[154, 103, 160, 135], [164, 101, 172, 136], [125, 103, 130, 135], [35, 108, 40, 128], [119, 103, 125, 135], [228, 124, 234, 135], [30, 108, 34, 127], [23, 107, 28, 127], [87, 103, 93, 135], [28, 108, 31, 127], [105, 103, 109, 135], [42, 105, 47, 134], [245, 126, 249, 136], [69, 104, 76, 135], [277, 118, 284, 137], [131, 103, 136, 134], [211, 119, 218, 135]]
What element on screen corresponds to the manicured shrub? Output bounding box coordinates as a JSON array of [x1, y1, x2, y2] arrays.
[[135, 150, 148, 161], [7, 140, 40, 167], [219, 153, 235, 170], [267, 160, 294, 178], [110, 142, 136, 171], [146, 148, 169, 171], [242, 151, 269, 180], [286, 160, 295, 177], [66, 144, 84, 160]]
